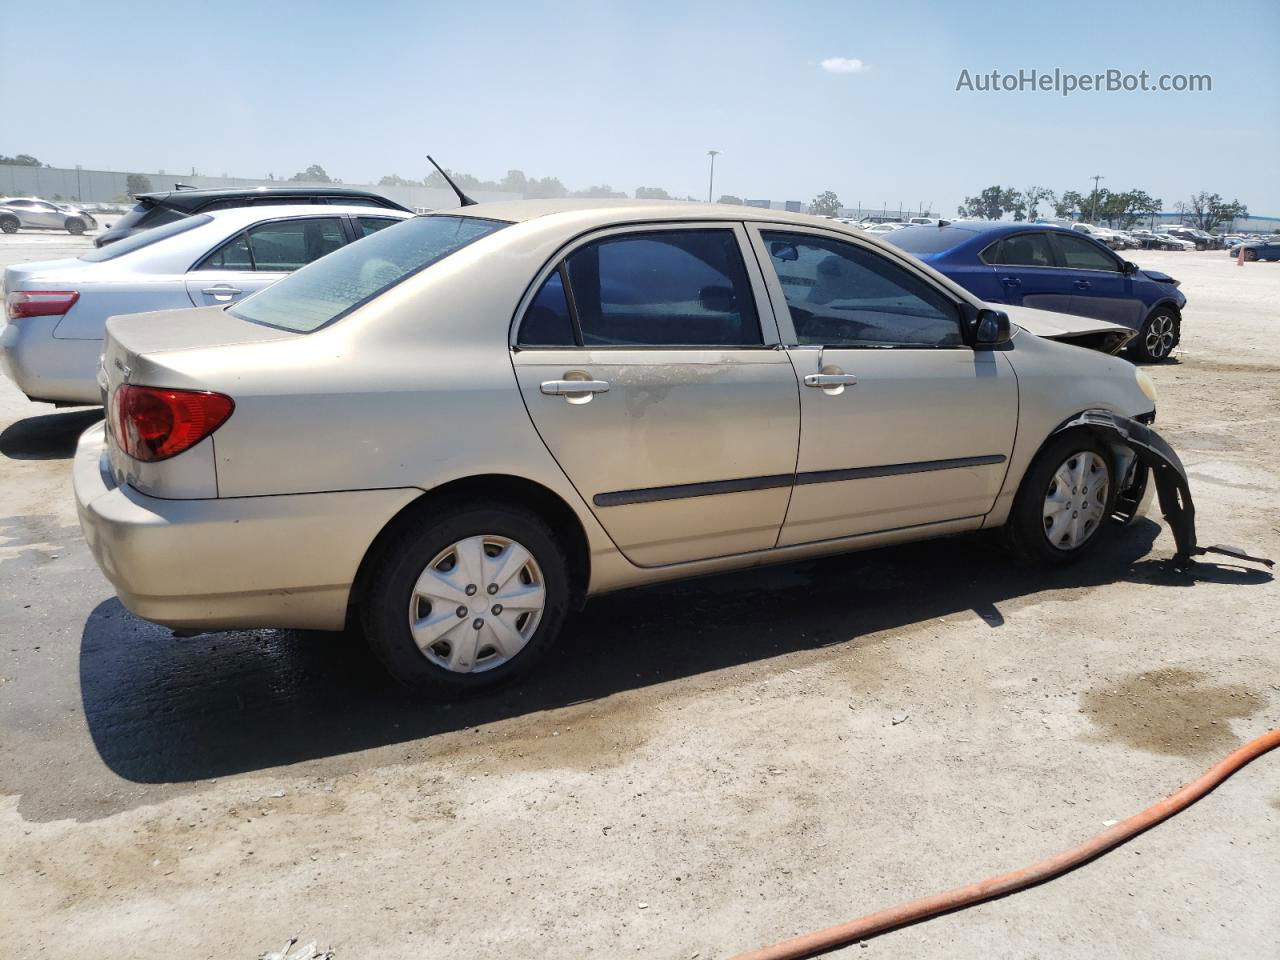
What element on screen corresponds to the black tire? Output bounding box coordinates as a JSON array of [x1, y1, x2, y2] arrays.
[[361, 501, 570, 697], [0, 215, 18, 234], [65, 218, 86, 235], [1129, 307, 1180, 363], [1002, 430, 1117, 568], [1244, 248, 1258, 262]]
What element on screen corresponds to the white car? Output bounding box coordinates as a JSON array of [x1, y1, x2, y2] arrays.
[[1, 204, 412, 404], [0, 197, 98, 235]]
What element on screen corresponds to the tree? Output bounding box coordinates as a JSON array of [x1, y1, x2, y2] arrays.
[[635, 186, 671, 200], [125, 173, 153, 195], [1053, 190, 1086, 220], [1094, 189, 1161, 229], [1184, 192, 1247, 232], [808, 190, 841, 216], [289, 164, 331, 183], [957, 186, 1019, 220], [717, 194, 743, 205], [1019, 186, 1054, 222], [524, 176, 567, 199], [378, 173, 420, 187], [0, 154, 42, 166]]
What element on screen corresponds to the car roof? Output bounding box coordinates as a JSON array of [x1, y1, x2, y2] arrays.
[[138, 184, 409, 212]]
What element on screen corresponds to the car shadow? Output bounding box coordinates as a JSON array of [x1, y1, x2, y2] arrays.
[[78, 519, 1271, 785], [0, 408, 101, 460]]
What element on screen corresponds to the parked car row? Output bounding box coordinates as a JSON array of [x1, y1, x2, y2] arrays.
[[1226, 236, 1280, 261], [63, 198, 1190, 696]]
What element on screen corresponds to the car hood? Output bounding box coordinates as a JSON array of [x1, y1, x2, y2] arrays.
[[1002, 304, 1135, 355]]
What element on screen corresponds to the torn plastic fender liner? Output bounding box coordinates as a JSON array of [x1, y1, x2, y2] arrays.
[[1055, 410, 1273, 570]]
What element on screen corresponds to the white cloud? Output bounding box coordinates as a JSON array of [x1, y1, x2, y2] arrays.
[[821, 57, 869, 75]]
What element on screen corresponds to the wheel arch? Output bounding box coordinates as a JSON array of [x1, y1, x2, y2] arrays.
[[346, 473, 592, 627]]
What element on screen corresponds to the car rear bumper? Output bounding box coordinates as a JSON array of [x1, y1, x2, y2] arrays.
[[74, 422, 421, 631], [0, 317, 103, 404]]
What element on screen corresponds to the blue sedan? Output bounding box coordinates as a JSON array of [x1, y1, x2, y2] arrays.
[[1227, 238, 1280, 262], [886, 222, 1187, 361]]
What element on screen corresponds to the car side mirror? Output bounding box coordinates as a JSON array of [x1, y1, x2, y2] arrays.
[[769, 241, 799, 262], [1122, 260, 1139, 275], [699, 284, 737, 313], [974, 308, 1012, 347]]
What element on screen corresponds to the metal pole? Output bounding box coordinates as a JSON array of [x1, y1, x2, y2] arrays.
[[707, 150, 719, 203], [1089, 174, 1104, 222]]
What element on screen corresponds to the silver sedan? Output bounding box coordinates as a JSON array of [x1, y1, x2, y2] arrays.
[[1, 204, 411, 403], [75, 199, 1195, 697]]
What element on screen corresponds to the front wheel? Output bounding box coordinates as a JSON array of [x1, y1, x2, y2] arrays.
[[1130, 309, 1180, 362], [361, 502, 570, 697], [65, 218, 86, 235], [1244, 248, 1258, 262], [1002, 431, 1116, 567]]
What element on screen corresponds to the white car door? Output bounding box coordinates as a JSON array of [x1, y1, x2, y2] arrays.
[[184, 215, 348, 307]]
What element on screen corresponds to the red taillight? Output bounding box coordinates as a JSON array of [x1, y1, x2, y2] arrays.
[[112, 385, 235, 462], [5, 290, 80, 320]]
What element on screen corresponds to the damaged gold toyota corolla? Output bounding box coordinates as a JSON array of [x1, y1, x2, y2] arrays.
[[72, 199, 1271, 697]]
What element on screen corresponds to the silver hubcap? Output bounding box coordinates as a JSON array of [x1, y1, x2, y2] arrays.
[[408, 534, 545, 673], [1144, 315, 1175, 358], [1042, 452, 1109, 551]]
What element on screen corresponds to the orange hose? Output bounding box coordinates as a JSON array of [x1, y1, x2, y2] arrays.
[[730, 728, 1280, 960]]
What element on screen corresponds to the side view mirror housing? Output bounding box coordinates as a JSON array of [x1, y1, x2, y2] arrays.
[[1122, 260, 1140, 275], [974, 308, 1012, 347]]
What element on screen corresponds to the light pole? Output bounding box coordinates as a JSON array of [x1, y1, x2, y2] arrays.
[[706, 150, 719, 203], [1089, 174, 1105, 222]]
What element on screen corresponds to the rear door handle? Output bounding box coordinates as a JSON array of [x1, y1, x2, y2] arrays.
[[540, 379, 610, 396], [202, 284, 243, 300], [803, 373, 858, 387], [1074, 280, 1091, 289]]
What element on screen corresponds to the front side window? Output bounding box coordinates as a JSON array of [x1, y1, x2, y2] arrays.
[[981, 232, 1055, 267], [559, 229, 761, 347], [761, 231, 962, 348], [1054, 233, 1119, 271], [230, 214, 505, 333]]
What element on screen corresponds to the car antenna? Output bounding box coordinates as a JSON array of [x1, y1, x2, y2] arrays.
[[426, 156, 476, 207]]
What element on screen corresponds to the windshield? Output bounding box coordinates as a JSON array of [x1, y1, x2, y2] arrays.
[[882, 225, 974, 256], [79, 214, 213, 262], [229, 214, 507, 333]]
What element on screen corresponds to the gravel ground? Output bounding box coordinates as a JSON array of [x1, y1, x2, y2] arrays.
[[0, 238, 1276, 959]]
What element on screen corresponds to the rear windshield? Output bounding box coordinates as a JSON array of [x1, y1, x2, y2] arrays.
[[79, 214, 213, 262], [107, 200, 187, 235], [229, 215, 506, 333], [882, 225, 974, 256]]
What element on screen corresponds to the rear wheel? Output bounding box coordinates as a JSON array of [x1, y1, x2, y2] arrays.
[[361, 502, 570, 697], [65, 218, 86, 235], [1131, 308, 1180, 362], [0, 215, 18, 234], [1003, 431, 1116, 567]]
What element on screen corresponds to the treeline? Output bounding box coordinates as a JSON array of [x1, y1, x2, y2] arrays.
[[377, 167, 698, 202], [957, 185, 1248, 232]]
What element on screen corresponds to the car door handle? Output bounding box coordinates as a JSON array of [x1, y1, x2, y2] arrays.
[[1074, 280, 1091, 289], [540, 379, 610, 396], [201, 284, 242, 299], [1000, 276, 1021, 286], [803, 373, 858, 388]]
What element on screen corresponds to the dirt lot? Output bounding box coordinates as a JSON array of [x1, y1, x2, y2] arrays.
[[0, 238, 1276, 959]]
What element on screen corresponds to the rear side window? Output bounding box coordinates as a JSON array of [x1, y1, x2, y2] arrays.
[[197, 217, 346, 272], [230, 215, 504, 333], [559, 229, 761, 347], [981, 233, 1055, 266], [358, 216, 400, 237], [518, 269, 576, 346], [79, 214, 213, 262]]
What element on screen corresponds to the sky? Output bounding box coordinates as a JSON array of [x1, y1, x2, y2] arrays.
[[3, 0, 1277, 215]]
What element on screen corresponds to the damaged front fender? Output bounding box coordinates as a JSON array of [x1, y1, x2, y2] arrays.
[[1055, 410, 1273, 571]]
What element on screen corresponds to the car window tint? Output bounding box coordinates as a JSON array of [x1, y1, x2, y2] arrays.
[[1055, 233, 1119, 271], [200, 234, 252, 270], [984, 233, 1055, 266], [518, 269, 576, 346], [246, 217, 346, 271], [230, 215, 505, 333], [358, 216, 399, 237], [564, 229, 761, 347], [762, 231, 962, 348]]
